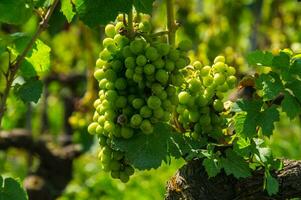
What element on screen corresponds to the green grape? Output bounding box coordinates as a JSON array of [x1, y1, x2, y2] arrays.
[[151, 83, 163, 95], [119, 172, 130, 183], [178, 91, 191, 104], [162, 99, 173, 112], [213, 99, 224, 112], [105, 24, 116, 38], [115, 21, 125, 32], [197, 95, 208, 107], [189, 111, 200, 123], [111, 171, 120, 179], [99, 136, 107, 146], [105, 82, 115, 90], [153, 107, 164, 119], [175, 58, 187, 69], [168, 49, 180, 61], [136, 55, 147, 66], [227, 66, 236, 75], [145, 46, 159, 61], [216, 83, 229, 92], [125, 57, 136, 68], [100, 48, 112, 61], [116, 96, 127, 108], [115, 78, 127, 90], [140, 119, 153, 134], [105, 69, 117, 81], [202, 75, 213, 87], [103, 38, 115, 48], [104, 121, 115, 133], [111, 60, 123, 72], [144, 64, 155, 75], [212, 62, 227, 73], [122, 46, 133, 57], [147, 96, 161, 109], [156, 43, 170, 56], [105, 90, 118, 101], [158, 91, 167, 100], [114, 34, 129, 48], [193, 123, 202, 134], [153, 58, 165, 69], [130, 39, 145, 54], [130, 114, 143, 127], [155, 69, 169, 84], [189, 79, 202, 93], [87, 122, 98, 135], [125, 166, 135, 176], [140, 106, 152, 118], [94, 69, 105, 80], [214, 55, 225, 63], [226, 75, 237, 86], [165, 60, 175, 71], [213, 73, 225, 85], [96, 58, 106, 68], [132, 98, 144, 109], [121, 127, 134, 139], [199, 114, 211, 126], [125, 68, 134, 79], [200, 66, 211, 76], [193, 61, 203, 70], [133, 73, 143, 82], [135, 66, 143, 74]]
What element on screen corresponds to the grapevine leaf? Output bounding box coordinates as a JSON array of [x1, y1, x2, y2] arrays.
[[61, 0, 75, 23], [258, 106, 279, 137], [74, 0, 132, 27], [14, 78, 43, 103], [112, 123, 203, 170], [233, 136, 252, 157], [0, 33, 27, 54], [24, 40, 51, 76], [272, 52, 290, 69], [290, 58, 301, 75], [286, 79, 301, 102], [221, 149, 251, 179], [0, 177, 28, 200], [281, 92, 301, 119], [255, 72, 284, 101], [266, 173, 279, 196], [133, 0, 154, 14], [0, 0, 33, 25], [168, 132, 205, 159], [246, 50, 273, 66], [203, 158, 221, 177]]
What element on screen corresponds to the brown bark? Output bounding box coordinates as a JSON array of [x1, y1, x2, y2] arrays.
[[0, 129, 82, 200], [165, 159, 301, 200]]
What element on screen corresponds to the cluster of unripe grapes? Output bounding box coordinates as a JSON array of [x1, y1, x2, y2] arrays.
[[87, 15, 191, 182], [176, 56, 237, 140]]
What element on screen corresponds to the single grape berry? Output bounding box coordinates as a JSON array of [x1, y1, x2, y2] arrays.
[[105, 24, 116, 38], [140, 119, 153, 134], [178, 91, 191, 104], [147, 96, 162, 109], [130, 114, 143, 127], [145, 46, 159, 61]]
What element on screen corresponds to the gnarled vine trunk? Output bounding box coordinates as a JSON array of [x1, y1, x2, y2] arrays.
[[165, 159, 301, 200]]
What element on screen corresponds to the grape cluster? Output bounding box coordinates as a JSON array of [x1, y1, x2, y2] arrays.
[[88, 16, 190, 182], [176, 56, 237, 140]]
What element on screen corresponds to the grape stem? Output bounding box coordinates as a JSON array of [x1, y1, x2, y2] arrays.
[[166, 0, 176, 46], [127, 8, 134, 38], [0, 0, 60, 128]]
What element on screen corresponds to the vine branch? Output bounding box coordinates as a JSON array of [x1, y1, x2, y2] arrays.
[[0, 0, 60, 127], [166, 0, 176, 46]]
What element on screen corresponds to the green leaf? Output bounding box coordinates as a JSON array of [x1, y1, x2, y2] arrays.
[[233, 136, 252, 157], [221, 149, 251, 179], [255, 72, 283, 101], [281, 92, 301, 119], [290, 58, 301, 75], [0, 33, 27, 55], [258, 106, 279, 137], [112, 123, 203, 170], [25, 40, 51, 76], [265, 173, 279, 196], [0, 0, 33, 25], [133, 0, 154, 14], [203, 158, 221, 177], [61, 0, 75, 23], [0, 177, 28, 200], [74, 0, 132, 27], [14, 78, 43, 103], [272, 52, 290, 69], [286, 79, 301, 102], [246, 50, 273, 66]]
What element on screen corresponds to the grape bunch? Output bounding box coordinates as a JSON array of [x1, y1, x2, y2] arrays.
[[87, 15, 191, 182], [176, 56, 237, 141]]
